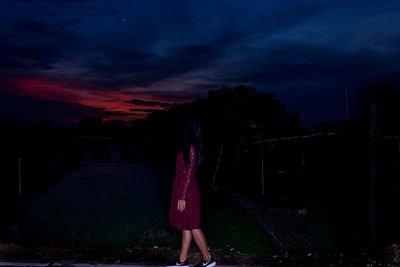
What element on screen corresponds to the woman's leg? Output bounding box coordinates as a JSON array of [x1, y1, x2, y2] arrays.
[[192, 228, 211, 260], [179, 230, 192, 262]]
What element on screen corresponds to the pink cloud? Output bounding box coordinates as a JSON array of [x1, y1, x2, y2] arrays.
[[6, 77, 170, 122]]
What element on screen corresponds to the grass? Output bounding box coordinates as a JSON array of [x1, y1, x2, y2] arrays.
[[201, 190, 277, 255]]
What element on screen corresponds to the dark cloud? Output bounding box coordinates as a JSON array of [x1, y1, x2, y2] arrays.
[[42, 9, 60, 16], [129, 108, 161, 113], [16, 0, 93, 2], [60, 18, 81, 25], [0, 44, 56, 70], [9, 19, 81, 40], [0, 92, 104, 126], [108, 9, 120, 15], [0, 44, 55, 60], [78, 4, 324, 89], [127, 99, 172, 108], [122, 90, 200, 102], [2, 18, 81, 72], [231, 44, 386, 85], [10, 20, 53, 35], [103, 110, 135, 117], [79, 41, 225, 88], [0, 58, 30, 70]]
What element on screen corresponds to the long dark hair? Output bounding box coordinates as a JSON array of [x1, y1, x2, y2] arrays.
[[179, 119, 203, 168]]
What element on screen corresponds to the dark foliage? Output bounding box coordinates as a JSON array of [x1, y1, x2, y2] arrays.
[[128, 85, 300, 173]]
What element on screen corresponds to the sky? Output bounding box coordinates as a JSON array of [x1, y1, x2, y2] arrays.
[[1, 0, 400, 127]]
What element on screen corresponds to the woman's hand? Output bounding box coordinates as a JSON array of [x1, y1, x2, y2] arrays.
[[177, 199, 186, 212]]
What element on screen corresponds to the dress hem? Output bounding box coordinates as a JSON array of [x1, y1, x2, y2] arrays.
[[170, 224, 201, 230]]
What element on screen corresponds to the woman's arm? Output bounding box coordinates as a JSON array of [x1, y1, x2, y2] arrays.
[[179, 145, 195, 201]]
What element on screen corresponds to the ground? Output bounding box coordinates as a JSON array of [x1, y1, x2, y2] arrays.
[[1, 243, 399, 266]]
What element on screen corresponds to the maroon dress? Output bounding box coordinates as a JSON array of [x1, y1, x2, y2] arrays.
[[169, 144, 200, 230]]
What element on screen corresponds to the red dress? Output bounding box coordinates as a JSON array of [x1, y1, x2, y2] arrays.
[[169, 144, 200, 230]]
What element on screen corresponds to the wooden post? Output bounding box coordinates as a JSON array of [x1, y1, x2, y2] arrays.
[[300, 154, 305, 173], [261, 144, 264, 197], [18, 157, 22, 196], [397, 140, 400, 168], [344, 85, 349, 121], [236, 135, 243, 169], [231, 131, 242, 176], [212, 144, 223, 190], [369, 102, 376, 244]]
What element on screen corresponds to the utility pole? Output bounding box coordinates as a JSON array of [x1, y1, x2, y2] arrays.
[[18, 157, 22, 196], [344, 84, 349, 121], [261, 144, 264, 197], [212, 144, 223, 190], [369, 102, 377, 244]]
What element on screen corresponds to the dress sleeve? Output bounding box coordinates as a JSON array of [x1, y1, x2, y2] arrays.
[[179, 145, 195, 200]]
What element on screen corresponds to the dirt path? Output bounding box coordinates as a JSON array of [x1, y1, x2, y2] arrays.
[[221, 188, 316, 254]]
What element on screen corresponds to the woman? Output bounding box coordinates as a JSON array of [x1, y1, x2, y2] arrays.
[[167, 120, 216, 267]]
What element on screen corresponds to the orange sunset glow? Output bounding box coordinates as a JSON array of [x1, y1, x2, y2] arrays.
[[7, 77, 172, 122]]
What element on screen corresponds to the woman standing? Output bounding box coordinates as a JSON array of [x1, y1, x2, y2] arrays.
[[167, 120, 216, 267]]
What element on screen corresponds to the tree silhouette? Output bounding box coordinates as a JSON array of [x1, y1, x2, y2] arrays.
[[104, 120, 126, 137], [129, 85, 300, 169], [78, 117, 104, 137], [205, 85, 299, 138]]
